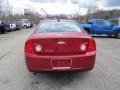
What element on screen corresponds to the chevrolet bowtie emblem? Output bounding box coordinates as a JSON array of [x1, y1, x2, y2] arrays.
[[57, 41, 65, 45]]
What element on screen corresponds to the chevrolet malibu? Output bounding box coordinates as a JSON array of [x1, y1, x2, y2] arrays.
[[24, 19, 96, 72]]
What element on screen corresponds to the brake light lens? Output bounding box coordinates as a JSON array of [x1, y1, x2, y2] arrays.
[[25, 40, 34, 54], [88, 38, 96, 51]]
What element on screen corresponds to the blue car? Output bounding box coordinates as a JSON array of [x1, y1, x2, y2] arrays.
[[80, 19, 120, 39]]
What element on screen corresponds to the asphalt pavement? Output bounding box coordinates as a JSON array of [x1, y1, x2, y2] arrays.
[[0, 27, 120, 90]]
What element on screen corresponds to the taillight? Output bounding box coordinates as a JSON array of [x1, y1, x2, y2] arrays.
[[87, 38, 96, 52], [25, 40, 34, 54]]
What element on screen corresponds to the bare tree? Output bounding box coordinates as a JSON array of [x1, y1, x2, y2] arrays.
[[0, 0, 2, 16]]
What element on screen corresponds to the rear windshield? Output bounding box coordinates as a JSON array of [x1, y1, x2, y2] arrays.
[[36, 22, 82, 33]]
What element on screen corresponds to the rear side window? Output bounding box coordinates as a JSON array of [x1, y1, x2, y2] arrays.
[[36, 22, 82, 33], [96, 20, 105, 25]]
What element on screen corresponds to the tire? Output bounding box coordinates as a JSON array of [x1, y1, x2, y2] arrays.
[[18, 28, 21, 30], [9, 29, 12, 32], [10, 29, 14, 32], [24, 25, 27, 29], [1, 30, 5, 34], [108, 35, 113, 38], [116, 31, 120, 39]]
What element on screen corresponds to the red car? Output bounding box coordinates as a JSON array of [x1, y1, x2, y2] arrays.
[[24, 19, 96, 72]]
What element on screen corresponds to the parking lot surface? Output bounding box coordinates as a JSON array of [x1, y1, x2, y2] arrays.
[[0, 27, 120, 90]]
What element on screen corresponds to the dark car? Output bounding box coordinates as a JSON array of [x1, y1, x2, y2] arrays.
[[81, 19, 120, 39], [5, 21, 17, 31], [14, 21, 21, 30], [30, 21, 34, 28], [24, 19, 96, 72], [0, 21, 10, 34]]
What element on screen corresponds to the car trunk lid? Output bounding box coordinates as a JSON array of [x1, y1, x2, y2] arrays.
[[31, 32, 90, 55]]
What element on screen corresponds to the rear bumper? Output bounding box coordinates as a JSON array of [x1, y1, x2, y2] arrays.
[[25, 52, 96, 72]]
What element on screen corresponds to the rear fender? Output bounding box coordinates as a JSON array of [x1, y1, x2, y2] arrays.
[[113, 27, 120, 35]]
